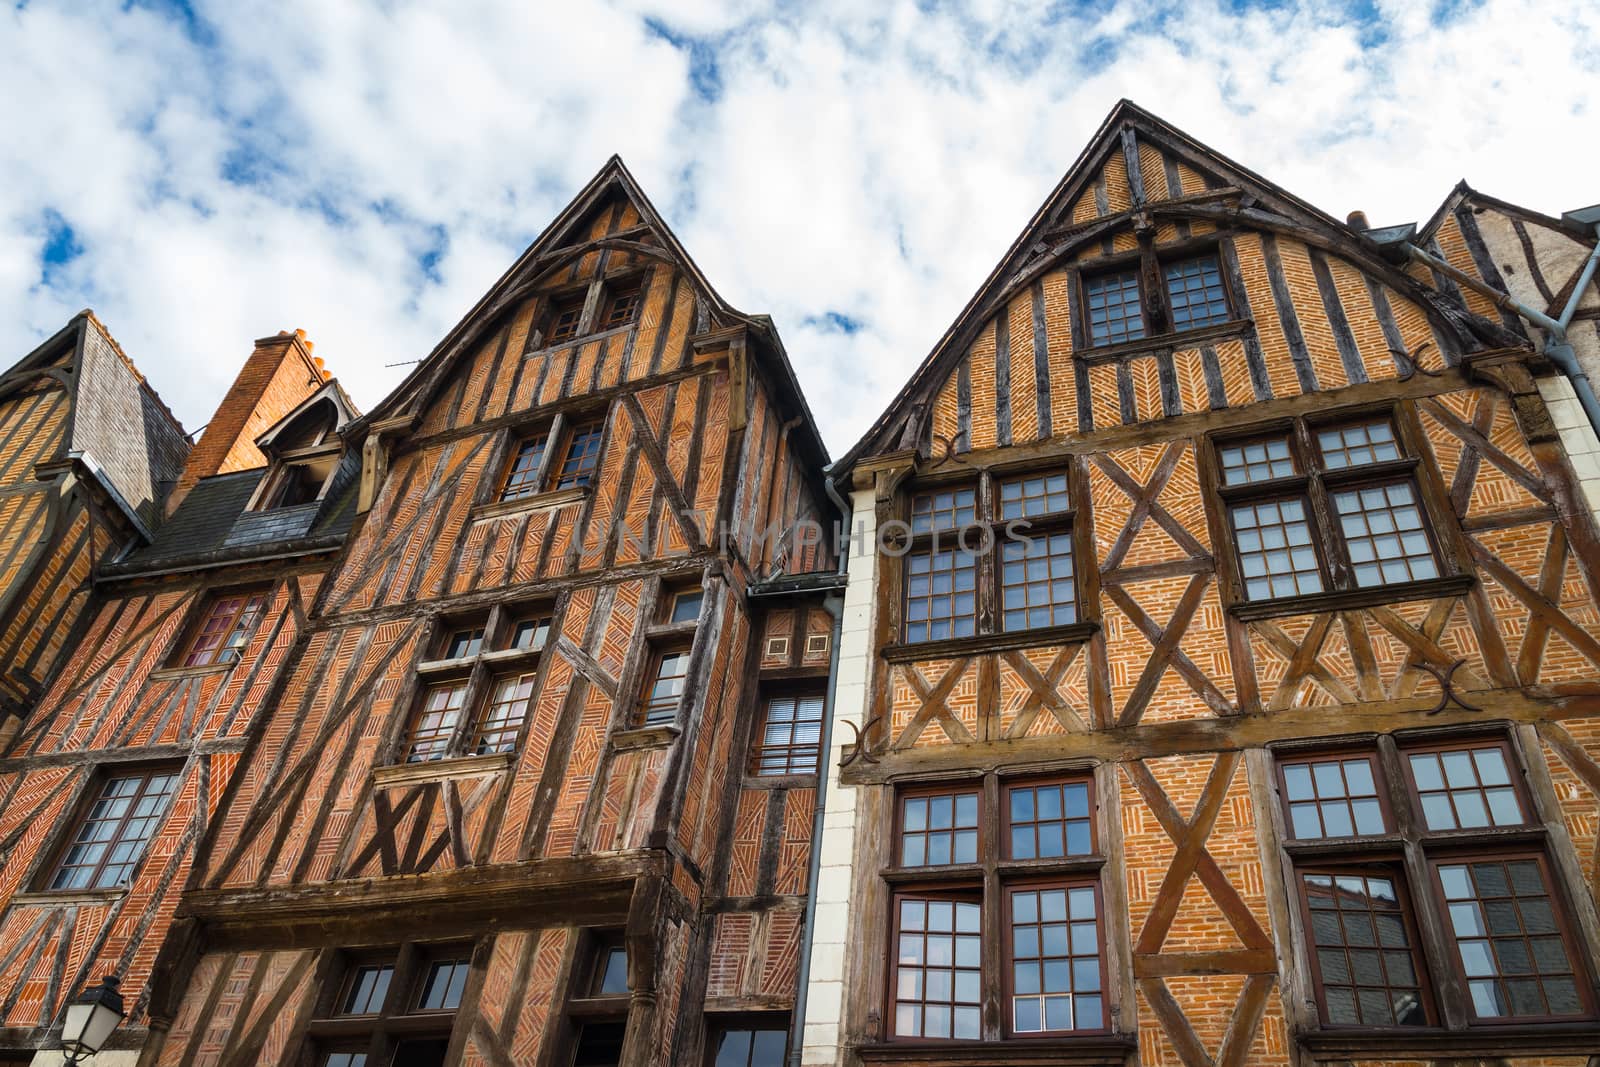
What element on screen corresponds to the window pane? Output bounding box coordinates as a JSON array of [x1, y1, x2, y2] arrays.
[[1011, 886, 1103, 1033], [1333, 480, 1438, 587], [1007, 782, 1092, 859], [1085, 269, 1145, 346], [551, 422, 604, 490], [416, 958, 470, 1011], [670, 591, 703, 624], [998, 472, 1070, 520], [445, 628, 485, 659], [1278, 757, 1387, 839], [1300, 872, 1427, 1027], [1437, 859, 1581, 1019], [184, 593, 267, 667], [601, 284, 643, 329], [510, 616, 551, 652], [909, 486, 977, 535], [904, 545, 978, 643], [1219, 436, 1296, 486], [894, 897, 982, 1039], [545, 296, 584, 343], [899, 791, 979, 867], [472, 673, 535, 755], [713, 1029, 786, 1067], [50, 772, 179, 890], [1164, 254, 1229, 331], [501, 434, 549, 500], [641, 651, 690, 726], [1001, 532, 1076, 632], [323, 1054, 368, 1067], [340, 964, 394, 1014], [1317, 421, 1401, 470], [1232, 497, 1323, 601], [406, 682, 468, 762], [754, 695, 825, 776], [1407, 747, 1525, 831], [597, 946, 628, 996]]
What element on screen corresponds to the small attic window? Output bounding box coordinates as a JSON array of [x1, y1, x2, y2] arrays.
[[259, 461, 329, 509]]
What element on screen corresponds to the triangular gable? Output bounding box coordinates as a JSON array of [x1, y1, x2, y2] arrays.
[[255, 378, 360, 453], [837, 100, 1521, 475], [370, 158, 824, 460]]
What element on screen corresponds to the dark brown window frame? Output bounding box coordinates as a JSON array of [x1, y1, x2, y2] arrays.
[[395, 603, 555, 764], [1274, 748, 1397, 842], [301, 940, 477, 1066], [703, 1014, 790, 1067], [173, 587, 270, 668], [636, 641, 693, 728], [1000, 875, 1111, 1038], [495, 409, 609, 502], [882, 768, 1112, 1045], [896, 463, 1091, 651], [1207, 406, 1461, 616], [42, 764, 182, 891], [598, 273, 646, 331], [541, 289, 588, 345], [1002, 774, 1098, 862], [1271, 730, 1598, 1037], [1076, 240, 1238, 353], [749, 687, 826, 778]]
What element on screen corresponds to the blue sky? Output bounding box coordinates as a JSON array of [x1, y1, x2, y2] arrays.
[[3, 0, 1595, 452]]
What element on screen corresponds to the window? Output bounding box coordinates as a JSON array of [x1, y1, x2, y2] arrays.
[[600, 280, 644, 330], [887, 773, 1107, 1042], [500, 433, 549, 501], [1215, 414, 1442, 604], [48, 769, 179, 890], [708, 1024, 787, 1067], [668, 589, 703, 625], [398, 607, 553, 764], [495, 416, 605, 500], [1080, 251, 1233, 349], [639, 649, 690, 727], [1273, 736, 1594, 1030], [902, 470, 1078, 644], [304, 944, 470, 1067], [751, 693, 824, 777], [562, 934, 629, 1067], [544, 293, 585, 344], [590, 939, 629, 997], [259, 460, 328, 509], [178, 591, 267, 667], [550, 421, 604, 490]]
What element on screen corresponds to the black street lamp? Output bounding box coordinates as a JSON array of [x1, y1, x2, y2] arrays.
[[59, 975, 125, 1065]]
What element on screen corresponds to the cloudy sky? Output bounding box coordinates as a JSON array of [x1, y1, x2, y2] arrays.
[[3, 0, 1595, 455]]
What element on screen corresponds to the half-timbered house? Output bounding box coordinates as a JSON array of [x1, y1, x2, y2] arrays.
[[0, 326, 352, 1065], [141, 158, 840, 1067], [805, 100, 1600, 1067]]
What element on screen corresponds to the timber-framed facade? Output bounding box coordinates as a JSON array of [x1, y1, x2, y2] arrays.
[[806, 101, 1600, 1067]]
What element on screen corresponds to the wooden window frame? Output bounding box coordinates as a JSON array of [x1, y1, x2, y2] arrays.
[[1274, 749, 1397, 842], [1271, 730, 1599, 1038], [1291, 861, 1438, 1030], [1208, 407, 1462, 617], [1399, 737, 1531, 834], [1002, 775, 1098, 862], [42, 765, 181, 891], [1075, 241, 1238, 354], [491, 410, 609, 504], [882, 770, 1111, 1045], [498, 431, 550, 501], [598, 273, 646, 332], [559, 929, 632, 1066], [749, 688, 826, 778], [1000, 876, 1111, 1038], [174, 587, 270, 668], [887, 885, 985, 1042], [635, 642, 693, 728], [703, 1015, 790, 1067], [896, 464, 1091, 651], [548, 418, 605, 492], [301, 941, 475, 1066], [394, 603, 555, 765], [541, 289, 588, 346]]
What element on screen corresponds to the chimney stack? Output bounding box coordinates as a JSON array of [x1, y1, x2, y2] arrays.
[[1347, 210, 1371, 231], [165, 329, 329, 516]]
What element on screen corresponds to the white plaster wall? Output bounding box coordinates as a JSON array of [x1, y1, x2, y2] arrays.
[[1473, 210, 1600, 384], [800, 488, 877, 1066], [29, 1053, 139, 1066], [1538, 375, 1600, 530]]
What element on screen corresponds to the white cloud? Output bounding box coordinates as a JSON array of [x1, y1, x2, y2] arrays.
[[1, 0, 1595, 455]]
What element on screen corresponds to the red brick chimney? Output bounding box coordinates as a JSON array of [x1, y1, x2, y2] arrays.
[[166, 329, 331, 516]]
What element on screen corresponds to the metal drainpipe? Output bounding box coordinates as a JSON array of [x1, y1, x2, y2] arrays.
[[786, 468, 853, 1067], [1405, 230, 1600, 437]]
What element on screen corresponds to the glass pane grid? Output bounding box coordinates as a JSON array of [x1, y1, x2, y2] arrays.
[[552, 424, 604, 490], [1281, 757, 1386, 839], [1319, 421, 1401, 470], [501, 435, 549, 500], [416, 959, 469, 1012], [1440, 859, 1581, 1019], [1001, 532, 1076, 632], [473, 673, 535, 754], [340, 964, 394, 1015], [602, 287, 642, 329], [1011, 886, 1102, 1033], [1334, 481, 1438, 588], [1233, 497, 1323, 601], [546, 300, 583, 342], [1008, 783, 1092, 859], [184, 594, 265, 667], [999, 473, 1069, 520], [755, 695, 824, 776], [1219, 437, 1295, 486], [642, 651, 690, 726], [50, 772, 178, 889], [900, 793, 978, 867], [1408, 748, 1524, 831], [905, 547, 977, 643], [910, 486, 977, 534], [1085, 269, 1145, 346], [670, 592, 703, 624], [894, 898, 982, 1039], [511, 617, 551, 652], [445, 628, 485, 659], [407, 683, 467, 762], [1303, 872, 1426, 1027], [1164, 254, 1229, 331]]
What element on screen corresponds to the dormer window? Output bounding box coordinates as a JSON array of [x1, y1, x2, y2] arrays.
[[248, 386, 354, 513], [257, 458, 334, 509]]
